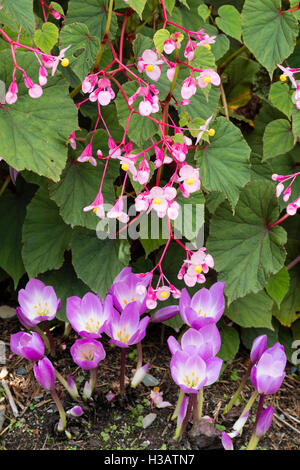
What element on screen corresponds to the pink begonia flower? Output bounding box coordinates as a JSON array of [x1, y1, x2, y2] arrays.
[[108, 139, 123, 159], [38, 65, 48, 86], [24, 76, 43, 99], [197, 69, 220, 88], [51, 45, 71, 76], [146, 286, 158, 310], [150, 388, 172, 408], [107, 197, 129, 223], [137, 50, 163, 81], [169, 141, 188, 163], [68, 131, 76, 150], [287, 197, 300, 215], [184, 38, 197, 61], [5, 80, 18, 105], [134, 159, 150, 185], [197, 34, 216, 48], [89, 77, 115, 106], [156, 286, 171, 302], [182, 248, 214, 287], [181, 76, 197, 100], [82, 74, 98, 94], [129, 84, 160, 116], [277, 64, 300, 88], [83, 191, 105, 219], [178, 165, 201, 194], [295, 83, 300, 109], [77, 142, 97, 166], [167, 63, 176, 82], [119, 155, 138, 178], [135, 192, 150, 212], [51, 9, 62, 20], [144, 186, 179, 219], [195, 115, 213, 145], [164, 39, 177, 55]]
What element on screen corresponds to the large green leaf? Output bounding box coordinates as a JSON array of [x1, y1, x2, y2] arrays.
[[0, 0, 35, 36], [0, 51, 78, 182], [217, 326, 240, 363], [0, 178, 36, 287], [266, 267, 290, 308], [115, 81, 159, 147], [242, 0, 299, 76], [226, 290, 274, 329], [22, 186, 72, 278], [64, 0, 117, 40], [34, 22, 59, 54], [206, 181, 287, 303], [48, 159, 115, 230], [59, 23, 100, 81], [127, 0, 147, 18], [71, 227, 130, 298], [195, 117, 251, 209], [216, 5, 242, 41], [263, 119, 295, 161], [269, 81, 294, 118], [39, 263, 90, 322]]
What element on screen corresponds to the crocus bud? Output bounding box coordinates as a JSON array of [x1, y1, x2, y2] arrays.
[[131, 363, 150, 388], [251, 343, 286, 395], [250, 335, 267, 364], [33, 357, 55, 391], [67, 406, 83, 417], [83, 381, 92, 400], [221, 432, 234, 450], [67, 374, 79, 399], [150, 305, 179, 323], [10, 331, 45, 361], [256, 406, 274, 438]]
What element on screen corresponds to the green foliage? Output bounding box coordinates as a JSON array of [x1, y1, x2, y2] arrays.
[[34, 22, 59, 54], [216, 5, 242, 41]]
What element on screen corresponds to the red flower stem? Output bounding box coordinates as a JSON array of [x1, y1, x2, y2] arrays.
[[119, 14, 129, 63], [136, 342, 143, 370], [270, 213, 290, 226]]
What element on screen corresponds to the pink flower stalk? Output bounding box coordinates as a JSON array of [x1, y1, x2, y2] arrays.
[[180, 247, 214, 287], [181, 76, 197, 100], [178, 165, 201, 194], [10, 331, 45, 361], [24, 76, 43, 99], [150, 388, 172, 408], [137, 50, 163, 81], [5, 80, 18, 104], [70, 338, 106, 370], [77, 142, 96, 166], [16, 278, 60, 328], [107, 197, 129, 223], [197, 69, 220, 89], [83, 191, 105, 219]]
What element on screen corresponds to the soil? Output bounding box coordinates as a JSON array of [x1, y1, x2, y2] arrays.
[[0, 318, 299, 451]]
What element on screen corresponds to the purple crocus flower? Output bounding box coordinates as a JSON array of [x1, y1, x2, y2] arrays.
[[10, 331, 45, 361], [106, 301, 150, 348], [17, 279, 60, 327], [256, 406, 274, 438], [150, 305, 179, 323], [33, 357, 56, 391], [109, 268, 152, 315], [167, 324, 221, 360], [221, 432, 233, 450], [251, 343, 286, 395], [179, 282, 225, 329], [250, 335, 267, 364], [67, 406, 84, 417], [70, 338, 106, 370], [67, 293, 113, 338]]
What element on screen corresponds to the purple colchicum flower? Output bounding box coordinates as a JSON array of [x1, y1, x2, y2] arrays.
[[67, 293, 113, 339], [170, 349, 222, 394], [17, 279, 60, 327], [256, 406, 274, 438], [70, 338, 106, 370], [228, 411, 249, 438], [250, 335, 267, 364], [179, 282, 225, 329], [167, 325, 221, 360], [33, 357, 56, 391], [67, 406, 84, 417], [150, 305, 179, 323], [109, 268, 152, 315], [251, 343, 286, 395], [106, 302, 150, 348], [10, 331, 45, 361], [222, 432, 234, 450]]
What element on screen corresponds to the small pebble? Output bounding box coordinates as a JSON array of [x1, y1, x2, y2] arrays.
[[0, 405, 5, 432], [47, 408, 54, 414], [279, 414, 285, 420], [16, 366, 27, 376], [0, 341, 5, 365], [142, 413, 157, 429], [0, 305, 16, 320], [142, 373, 159, 387], [33, 394, 43, 401]]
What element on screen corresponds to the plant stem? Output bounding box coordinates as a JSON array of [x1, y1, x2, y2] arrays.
[[136, 342, 143, 370], [247, 394, 265, 450], [51, 389, 67, 431], [287, 254, 300, 271], [89, 366, 98, 395], [223, 364, 251, 415], [220, 81, 229, 120], [171, 390, 185, 420], [94, 0, 114, 69], [197, 388, 204, 421], [34, 325, 51, 353], [120, 348, 127, 395], [43, 321, 56, 357], [191, 394, 199, 427], [0, 176, 10, 197], [219, 45, 247, 72], [179, 394, 192, 438]]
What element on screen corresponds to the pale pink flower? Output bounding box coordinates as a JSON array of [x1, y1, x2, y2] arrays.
[[77, 142, 96, 166], [24, 76, 43, 98], [134, 159, 150, 185], [181, 76, 197, 100], [184, 38, 197, 61], [183, 248, 214, 287], [197, 34, 216, 47], [164, 39, 176, 55], [5, 80, 18, 105], [156, 286, 171, 302], [89, 78, 115, 105], [178, 165, 201, 194], [135, 192, 150, 212], [197, 69, 220, 88], [138, 50, 163, 81], [68, 131, 76, 150], [51, 45, 71, 76], [38, 66, 48, 86], [82, 74, 98, 94], [150, 389, 172, 408], [195, 115, 213, 145], [145, 186, 179, 219], [167, 63, 176, 82], [107, 198, 129, 223], [83, 192, 105, 219], [277, 64, 300, 88], [287, 197, 300, 215]]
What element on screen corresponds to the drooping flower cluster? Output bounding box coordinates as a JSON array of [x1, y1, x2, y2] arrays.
[[272, 172, 300, 215]]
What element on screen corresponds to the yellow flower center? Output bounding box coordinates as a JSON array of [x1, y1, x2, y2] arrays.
[[153, 197, 162, 205], [279, 74, 287, 82], [34, 302, 49, 317], [117, 326, 130, 343], [208, 128, 215, 136], [204, 44, 211, 50], [121, 163, 129, 171], [186, 177, 195, 185], [146, 64, 154, 72], [183, 371, 199, 388], [153, 386, 160, 393], [203, 75, 211, 83], [81, 350, 95, 361], [160, 291, 168, 299], [61, 58, 69, 67], [198, 308, 207, 317], [85, 317, 101, 333], [123, 297, 135, 305], [194, 265, 203, 274], [93, 207, 98, 213]]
